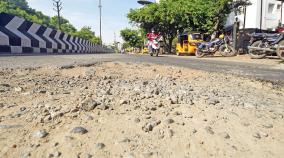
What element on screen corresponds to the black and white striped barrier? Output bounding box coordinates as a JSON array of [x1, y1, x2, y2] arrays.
[[0, 13, 113, 54]]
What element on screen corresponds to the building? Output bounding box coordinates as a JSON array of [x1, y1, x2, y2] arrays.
[[226, 0, 284, 31]]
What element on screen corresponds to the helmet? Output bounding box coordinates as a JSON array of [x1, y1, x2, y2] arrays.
[[219, 34, 225, 39]]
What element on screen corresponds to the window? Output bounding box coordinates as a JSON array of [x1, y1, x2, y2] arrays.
[[268, 3, 275, 13], [191, 34, 202, 40]]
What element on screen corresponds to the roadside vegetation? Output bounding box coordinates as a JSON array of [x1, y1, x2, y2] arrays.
[[123, 0, 250, 52], [120, 28, 144, 49], [0, 0, 101, 44]]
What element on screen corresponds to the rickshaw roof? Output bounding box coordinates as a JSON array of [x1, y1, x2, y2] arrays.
[[179, 32, 201, 36]]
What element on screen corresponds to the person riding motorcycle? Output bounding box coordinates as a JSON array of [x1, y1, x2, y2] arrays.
[[146, 29, 160, 55]]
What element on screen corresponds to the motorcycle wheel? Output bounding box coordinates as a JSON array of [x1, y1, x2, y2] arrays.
[[277, 40, 284, 61], [149, 47, 153, 56], [219, 44, 236, 57], [195, 49, 206, 58], [155, 49, 159, 57], [209, 46, 218, 53], [248, 40, 267, 59]]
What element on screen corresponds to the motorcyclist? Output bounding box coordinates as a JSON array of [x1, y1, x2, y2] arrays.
[[146, 29, 160, 55]]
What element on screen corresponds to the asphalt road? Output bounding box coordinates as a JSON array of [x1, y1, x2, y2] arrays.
[[0, 53, 283, 82]]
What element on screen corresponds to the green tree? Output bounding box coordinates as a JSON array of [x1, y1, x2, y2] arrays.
[[75, 26, 95, 40], [120, 28, 144, 48], [7, 0, 29, 10], [0, 0, 100, 44], [128, 0, 234, 53], [90, 36, 101, 45], [50, 16, 77, 34], [74, 27, 101, 44]]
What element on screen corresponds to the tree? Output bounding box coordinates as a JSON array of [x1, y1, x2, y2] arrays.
[[0, 0, 100, 44], [50, 16, 77, 34], [0, 0, 52, 27], [90, 36, 101, 45], [74, 27, 100, 44], [128, 0, 234, 53], [75, 27, 95, 40], [7, 0, 29, 10], [120, 28, 144, 48]]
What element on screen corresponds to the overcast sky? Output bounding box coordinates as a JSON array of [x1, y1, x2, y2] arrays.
[[26, 0, 141, 45]]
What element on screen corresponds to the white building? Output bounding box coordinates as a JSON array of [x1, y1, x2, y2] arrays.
[[226, 0, 284, 31]]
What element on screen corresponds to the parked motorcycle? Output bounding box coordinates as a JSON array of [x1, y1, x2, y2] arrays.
[[195, 35, 235, 58], [248, 33, 284, 60], [148, 36, 163, 57]]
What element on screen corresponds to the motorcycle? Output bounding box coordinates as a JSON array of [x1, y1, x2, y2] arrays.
[[195, 35, 235, 58], [148, 36, 163, 57], [248, 33, 284, 60]]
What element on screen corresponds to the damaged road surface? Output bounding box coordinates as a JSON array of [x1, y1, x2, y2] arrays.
[[0, 60, 284, 158]]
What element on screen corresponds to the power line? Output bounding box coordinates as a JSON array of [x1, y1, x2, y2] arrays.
[[53, 0, 63, 31]]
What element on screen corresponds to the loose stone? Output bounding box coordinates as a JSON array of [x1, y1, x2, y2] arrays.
[[71, 127, 88, 135]]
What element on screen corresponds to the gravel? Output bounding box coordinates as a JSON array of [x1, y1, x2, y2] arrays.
[[34, 129, 48, 138], [71, 127, 88, 135], [95, 143, 105, 150], [0, 61, 283, 158]]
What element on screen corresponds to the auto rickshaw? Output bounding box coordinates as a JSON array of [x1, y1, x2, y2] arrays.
[[176, 32, 203, 56], [142, 47, 149, 54]]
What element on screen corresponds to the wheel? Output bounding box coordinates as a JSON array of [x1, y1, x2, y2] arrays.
[[195, 49, 205, 58], [209, 46, 218, 53], [248, 40, 267, 59], [177, 52, 181, 56], [219, 44, 236, 57], [155, 49, 159, 57], [277, 40, 284, 61], [149, 47, 153, 56]]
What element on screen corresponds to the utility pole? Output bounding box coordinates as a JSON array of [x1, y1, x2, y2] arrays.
[[260, 0, 263, 30], [53, 0, 62, 31], [98, 0, 102, 45], [114, 32, 117, 51], [114, 32, 117, 44]]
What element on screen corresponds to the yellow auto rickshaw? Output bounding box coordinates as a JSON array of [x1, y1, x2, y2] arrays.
[[142, 47, 149, 54], [176, 33, 203, 56]]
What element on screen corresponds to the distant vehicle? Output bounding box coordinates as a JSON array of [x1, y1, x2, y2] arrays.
[[176, 33, 203, 56], [142, 47, 149, 54], [148, 36, 163, 57]]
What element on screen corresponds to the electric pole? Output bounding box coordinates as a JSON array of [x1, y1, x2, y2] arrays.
[[53, 0, 62, 31], [114, 32, 117, 45], [114, 32, 117, 51]]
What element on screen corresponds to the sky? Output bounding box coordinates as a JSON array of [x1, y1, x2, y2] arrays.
[[26, 0, 142, 45]]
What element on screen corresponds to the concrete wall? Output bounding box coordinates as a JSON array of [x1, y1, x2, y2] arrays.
[[0, 13, 114, 54], [226, 0, 283, 30]]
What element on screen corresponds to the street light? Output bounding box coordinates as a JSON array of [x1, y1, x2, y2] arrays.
[[98, 0, 102, 46], [137, 0, 153, 5]]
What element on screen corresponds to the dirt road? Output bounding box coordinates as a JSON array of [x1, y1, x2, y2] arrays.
[[0, 61, 283, 158]]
